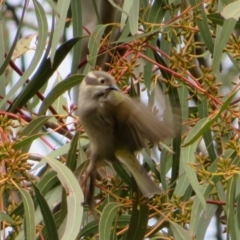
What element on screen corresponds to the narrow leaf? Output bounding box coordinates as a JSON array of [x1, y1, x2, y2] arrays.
[[212, 18, 236, 74], [128, 0, 139, 35], [237, 194, 240, 230], [18, 116, 53, 152], [183, 88, 239, 146], [207, 13, 240, 29], [142, 150, 161, 182], [32, 183, 59, 240], [227, 175, 237, 239], [0, 0, 48, 109], [120, 0, 132, 30], [125, 177, 149, 240], [43, 156, 83, 240], [14, 133, 45, 150], [38, 75, 84, 115], [170, 221, 192, 240], [188, 0, 214, 53], [196, 204, 217, 240], [88, 25, 108, 68], [71, 0, 83, 74], [182, 129, 206, 209], [0, 212, 15, 224], [9, 37, 82, 112], [77, 215, 130, 239], [50, 0, 71, 62], [99, 202, 122, 240], [221, 1, 240, 20], [66, 132, 80, 170], [0, 0, 27, 74], [18, 189, 35, 240], [198, 99, 217, 162]]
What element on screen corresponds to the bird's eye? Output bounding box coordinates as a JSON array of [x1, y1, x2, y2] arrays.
[[99, 78, 105, 84]]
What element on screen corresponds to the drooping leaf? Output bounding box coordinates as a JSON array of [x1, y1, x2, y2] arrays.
[[9, 37, 82, 112]]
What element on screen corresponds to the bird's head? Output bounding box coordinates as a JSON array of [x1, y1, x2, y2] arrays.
[[82, 71, 119, 98]]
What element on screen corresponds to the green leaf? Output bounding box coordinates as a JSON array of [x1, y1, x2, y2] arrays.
[[142, 150, 161, 182], [120, 0, 132, 30], [37, 143, 71, 167], [18, 115, 53, 152], [50, 0, 71, 62], [212, 18, 236, 74], [10, 171, 60, 221], [198, 100, 217, 162], [237, 194, 240, 230], [0, 0, 48, 109], [108, 0, 128, 16], [34, 186, 62, 231], [217, 181, 227, 204], [227, 175, 237, 239], [125, 177, 149, 240], [189, 149, 235, 235], [14, 133, 45, 150], [170, 221, 192, 240], [222, 1, 240, 20], [0, 212, 15, 224], [11, 186, 62, 240], [183, 88, 238, 146], [43, 156, 84, 240], [17, 189, 35, 240], [37, 170, 60, 196], [181, 128, 206, 210], [128, 0, 139, 35], [114, 28, 161, 44], [71, 0, 83, 74], [153, 51, 172, 79], [188, 0, 214, 53], [168, 88, 182, 196], [189, 197, 203, 236], [207, 13, 240, 29], [19, 116, 53, 137], [0, 1, 27, 75], [77, 215, 130, 239], [161, 148, 174, 191], [32, 183, 59, 240], [147, 0, 166, 23], [38, 74, 84, 115], [196, 204, 217, 239], [87, 24, 108, 68], [112, 162, 131, 185], [58, 188, 68, 228], [66, 132, 80, 170], [173, 166, 189, 197], [0, 22, 5, 103], [99, 202, 122, 240], [144, 45, 154, 92], [9, 37, 82, 112]]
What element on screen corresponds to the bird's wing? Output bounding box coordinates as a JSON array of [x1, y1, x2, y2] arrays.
[[103, 90, 177, 151]]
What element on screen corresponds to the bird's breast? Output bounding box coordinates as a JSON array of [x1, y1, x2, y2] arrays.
[[79, 103, 117, 160]]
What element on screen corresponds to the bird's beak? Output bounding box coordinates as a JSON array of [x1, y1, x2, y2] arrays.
[[108, 84, 119, 91]]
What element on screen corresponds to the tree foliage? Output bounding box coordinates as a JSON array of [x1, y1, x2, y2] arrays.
[[1, 0, 240, 239]]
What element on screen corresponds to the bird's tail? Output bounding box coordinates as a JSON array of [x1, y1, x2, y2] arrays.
[[115, 148, 161, 197]]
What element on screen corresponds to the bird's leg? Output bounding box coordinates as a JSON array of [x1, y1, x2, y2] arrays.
[[87, 170, 97, 218], [80, 157, 98, 218], [80, 174, 88, 193], [80, 159, 95, 193]]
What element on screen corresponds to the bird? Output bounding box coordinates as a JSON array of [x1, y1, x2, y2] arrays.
[[78, 70, 178, 206]]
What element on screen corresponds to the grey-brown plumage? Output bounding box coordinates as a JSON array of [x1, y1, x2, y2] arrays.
[[78, 71, 177, 200]]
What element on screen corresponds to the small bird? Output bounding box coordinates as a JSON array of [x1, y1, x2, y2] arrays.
[[78, 71, 177, 203]]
